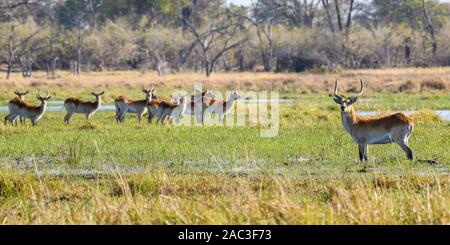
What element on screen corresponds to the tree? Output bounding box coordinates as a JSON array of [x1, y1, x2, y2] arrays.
[[422, 0, 437, 58], [182, 0, 246, 77], [238, 0, 286, 72], [1, 15, 42, 79], [346, 0, 355, 29], [84, 19, 137, 71], [276, 0, 320, 28], [57, 0, 98, 75], [321, 0, 335, 32], [0, 0, 31, 10]]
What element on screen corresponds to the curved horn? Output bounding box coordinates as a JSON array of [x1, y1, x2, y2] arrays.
[[355, 79, 364, 97], [333, 80, 342, 99]]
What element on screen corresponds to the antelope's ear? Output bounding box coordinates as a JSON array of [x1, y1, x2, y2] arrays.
[[24, 91, 29, 95], [47, 96, 52, 100], [348, 96, 358, 105], [333, 97, 342, 104], [100, 91, 105, 95]]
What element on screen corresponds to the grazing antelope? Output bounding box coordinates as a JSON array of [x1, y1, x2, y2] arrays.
[[64, 91, 104, 123], [5, 90, 29, 125], [154, 94, 188, 124], [333, 79, 414, 164], [203, 91, 241, 123], [4, 91, 51, 126], [184, 89, 215, 123], [115, 88, 156, 123]]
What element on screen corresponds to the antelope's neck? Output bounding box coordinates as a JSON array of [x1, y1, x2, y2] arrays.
[[340, 106, 360, 135], [180, 98, 187, 109], [40, 101, 48, 112], [225, 96, 235, 110], [95, 97, 102, 108]]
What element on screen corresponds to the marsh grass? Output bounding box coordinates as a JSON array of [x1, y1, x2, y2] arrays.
[[0, 167, 448, 224], [0, 103, 448, 224], [0, 71, 449, 224]]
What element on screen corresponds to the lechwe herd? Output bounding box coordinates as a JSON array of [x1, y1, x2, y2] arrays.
[[3, 87, 239, 126]]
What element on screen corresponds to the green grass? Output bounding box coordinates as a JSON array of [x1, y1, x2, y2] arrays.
[[0, 92, 449, 224]]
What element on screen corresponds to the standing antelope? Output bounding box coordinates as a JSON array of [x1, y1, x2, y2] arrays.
[[5, 90, 29, 125], [4, 92, 51, 126], [184, 89, 215, 123], [333, 79, 414, 164], [64, 91, 104, 123], [154, 94, 188, 124], [115, 88, 156, 123], [203, 91, 241, 123]]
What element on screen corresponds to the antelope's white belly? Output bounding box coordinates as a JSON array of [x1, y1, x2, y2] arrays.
[[186, 104, 203, 115], [127, 106, 146, 114], [75, 107, 95, 114], [366, 132, 393, 145]]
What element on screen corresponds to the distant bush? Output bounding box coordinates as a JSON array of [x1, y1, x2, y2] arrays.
[[398, 81, 417, 92], [275, 28, 339, 72], [421, 80, 446, 91], [411, 109, 443, 124]]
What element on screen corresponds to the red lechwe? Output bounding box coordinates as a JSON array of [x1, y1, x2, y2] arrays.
[[332, 79, 414, 166]]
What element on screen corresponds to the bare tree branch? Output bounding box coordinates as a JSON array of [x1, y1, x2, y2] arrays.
[[0, 0, 38, 10]]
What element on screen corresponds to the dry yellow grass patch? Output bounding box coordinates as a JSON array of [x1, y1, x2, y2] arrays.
[[0, 67, 449, 93]]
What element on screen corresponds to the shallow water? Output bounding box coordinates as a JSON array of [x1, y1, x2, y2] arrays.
[[358, 110, 450, 121], [1, 99, 449, 121], [1, 154, 448, 177]]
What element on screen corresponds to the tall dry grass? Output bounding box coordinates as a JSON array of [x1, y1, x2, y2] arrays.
[[0, 67, 449, 93], [0, 167, 449, 224]]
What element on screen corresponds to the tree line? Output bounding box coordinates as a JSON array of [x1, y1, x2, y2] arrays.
[[0, 0, 449, 78]]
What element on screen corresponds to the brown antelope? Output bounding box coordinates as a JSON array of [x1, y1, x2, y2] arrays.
[[115, 88, 156, 123], [333, 79, 414, 164], [203, 91, 241, 123], [5, 90, 29, 125], [184, 89, 215, 123], [153, 94, 188, 124], [64, 91, 105, 123], [4, 91, 51, 126]]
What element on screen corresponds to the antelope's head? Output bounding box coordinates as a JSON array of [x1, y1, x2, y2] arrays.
[[172, 93, 188, 104], [333, 79, 364, 112], [192, 89, 215, 102], [204, 89, 215, 99], [15, 90, 29, 100], [230, 91, 242, 101], [142, 87, 156, 99], [92, 91, 105, 100], [36, 91, 52, 104], [171, 93, 181, 104]]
